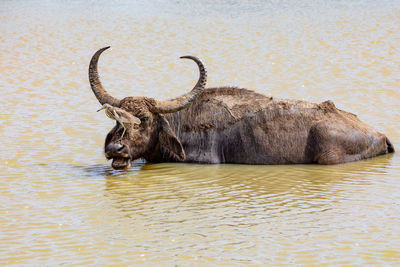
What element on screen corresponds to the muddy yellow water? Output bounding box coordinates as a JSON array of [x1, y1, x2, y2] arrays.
[[1, 0, 400, 265]]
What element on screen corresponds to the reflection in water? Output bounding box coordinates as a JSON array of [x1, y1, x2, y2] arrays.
[[104, 155, 394, 222], [1, 0, 400, 265], [98, 155, 397, 264]]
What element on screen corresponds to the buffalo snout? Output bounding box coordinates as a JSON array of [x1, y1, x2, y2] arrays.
[[105, 143, 130, 159]]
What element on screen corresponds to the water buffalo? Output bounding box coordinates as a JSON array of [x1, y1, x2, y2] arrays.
[[89, 47, 394, 170]]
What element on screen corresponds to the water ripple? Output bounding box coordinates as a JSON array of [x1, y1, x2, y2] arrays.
[[1, 0, 400, 265]]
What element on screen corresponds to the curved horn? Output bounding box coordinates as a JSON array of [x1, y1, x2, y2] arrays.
[[152, 55, 207, 114], [88, 46, 121, 107]]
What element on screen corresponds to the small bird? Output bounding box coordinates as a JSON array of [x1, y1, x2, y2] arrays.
[[97, 104, 140, 139]]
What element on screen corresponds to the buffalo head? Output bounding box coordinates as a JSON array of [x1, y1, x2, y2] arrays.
[[89, 46, 207, 170]]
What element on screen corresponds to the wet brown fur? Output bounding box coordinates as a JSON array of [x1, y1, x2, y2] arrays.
[[105, 86, 394, 166]]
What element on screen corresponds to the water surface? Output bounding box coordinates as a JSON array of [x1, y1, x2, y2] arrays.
[[1, 0, 400, 265]]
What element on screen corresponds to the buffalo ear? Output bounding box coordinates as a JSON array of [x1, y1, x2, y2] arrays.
[[158, 116, 186, 161]]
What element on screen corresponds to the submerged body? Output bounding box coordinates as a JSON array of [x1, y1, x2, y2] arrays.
[[89, 47, 394, 170], [163, 87, 394, 165]]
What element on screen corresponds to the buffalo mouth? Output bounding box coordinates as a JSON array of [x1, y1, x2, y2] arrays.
[[105, 144, 132, 170], [111, 157, 132, 170], [105, 152, 132, 170]]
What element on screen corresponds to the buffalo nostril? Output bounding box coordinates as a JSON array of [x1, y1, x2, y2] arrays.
[[106, 143, 124, 153], [105, 143, 130, 159]]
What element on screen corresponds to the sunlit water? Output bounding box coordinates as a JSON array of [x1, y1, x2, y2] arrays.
[[1, 0, 400, 265]]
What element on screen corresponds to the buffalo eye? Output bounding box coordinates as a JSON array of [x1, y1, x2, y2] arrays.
[[140, 116, 149, 123]]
